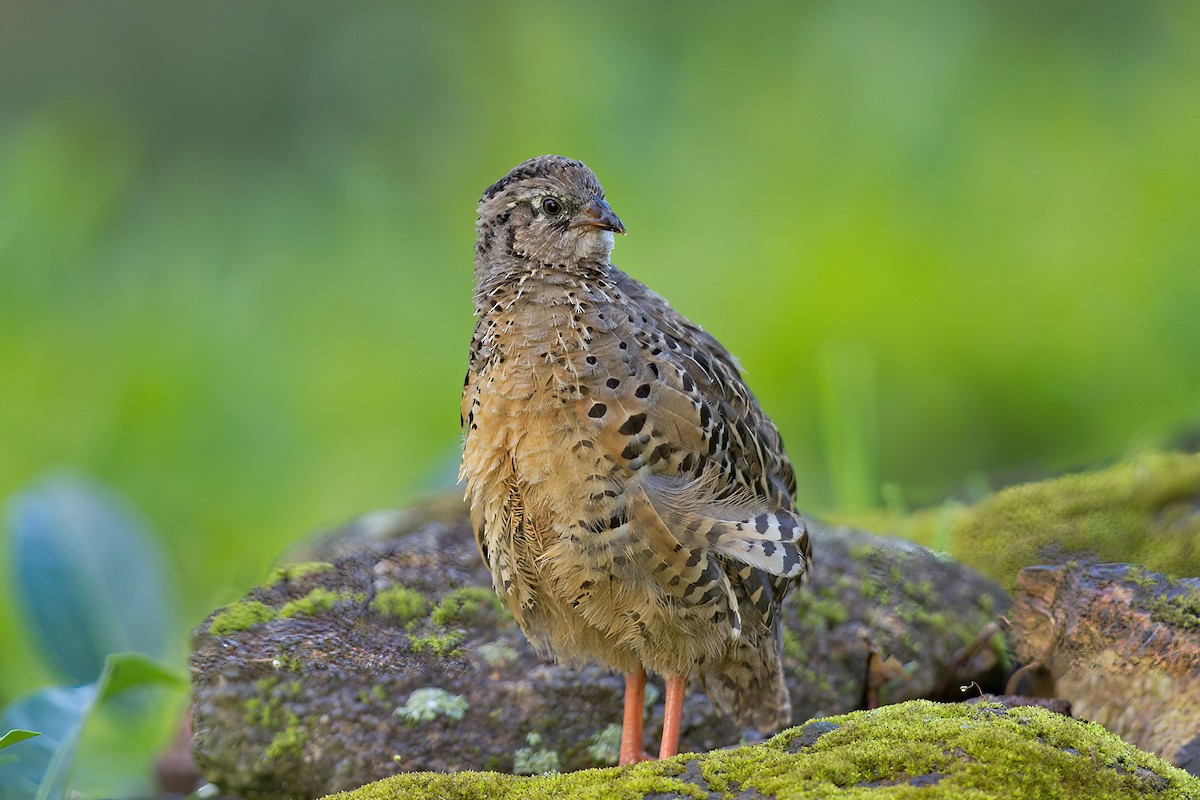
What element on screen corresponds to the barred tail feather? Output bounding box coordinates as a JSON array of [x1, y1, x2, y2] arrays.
[[710, 510, 809, 578], [637, 473, 811, 579]]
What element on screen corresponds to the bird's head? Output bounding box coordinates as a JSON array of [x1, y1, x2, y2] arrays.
[[474, 155, 625, 284]]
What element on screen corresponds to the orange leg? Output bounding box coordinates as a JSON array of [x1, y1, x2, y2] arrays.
[[619, 669, 649, 766], [659, 674, 687, 760]]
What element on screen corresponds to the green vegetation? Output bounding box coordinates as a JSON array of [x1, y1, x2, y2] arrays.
[[952, 453, 1200, 588], [4, 3, 1200, 705], [431, 586, 506, 627], [370, 586, 429, 623], [327, 700, 1200, 799], [848, 453, 1200, 588], [244, 677, 310, 763], [1143, 579, 1200, 633], [407, 630, 465, 658], [209, 600, 277, 636], [263, 714, 308, 762], [513, 732, 561, 776], [277, 589, 361, 619], [265, 561, 335, 587], [3, 4, 1200, 794], [585, 724, 623, 767]]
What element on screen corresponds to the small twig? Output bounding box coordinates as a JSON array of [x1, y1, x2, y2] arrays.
[[949, 615, 1011, 671], [1005, 660, 1043, 695]]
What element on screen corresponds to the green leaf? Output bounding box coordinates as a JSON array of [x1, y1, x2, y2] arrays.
[[0, 729, 40, 750], [0, 684, 96, 800], [94, 652, 185, 704], [5, 474, 179, 684], [0, 654, 184, 800]]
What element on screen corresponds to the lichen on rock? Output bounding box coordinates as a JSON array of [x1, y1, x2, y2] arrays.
[[394, 688, 468, 724], [513, 732, 561, 776]]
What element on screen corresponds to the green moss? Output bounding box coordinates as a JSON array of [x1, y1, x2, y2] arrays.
[[209, 600, 277, 636], [273, 651, 303, 672], [949, 452, 1200, 589], [277, 588, 358, 618], [325, 759, 705, 800], [1125, 566, 1159, 589], [262, 711, 307, 761], [513, 732, 561, 776], [431, 586, 505, 627], [830, 453, 1200, 591], [358, 684, 392, 706], [895, 603, 955, 638], [243, 696, 269, 727], [781, 627, 808, 666], [856, 575, 889, 605], [327, 700, 1200, 799], [254, 676, 278, 693], [265, 560, 334, 587], [244, 678, 303, 733], [790, 593, 850, 629], [394, 687, 468, 724], [408, 630, 465, 657], [848, 541, 877, 561], [371, 585, 429, 623], [1143, 579, 1200, 632]]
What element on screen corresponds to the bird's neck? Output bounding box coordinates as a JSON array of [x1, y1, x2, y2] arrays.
[[472, 257, 611, 310]]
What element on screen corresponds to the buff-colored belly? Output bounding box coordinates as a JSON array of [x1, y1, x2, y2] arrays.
[[464, 400, 734, 678]]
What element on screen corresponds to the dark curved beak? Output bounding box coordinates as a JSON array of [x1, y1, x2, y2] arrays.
[[575, 195, 626, 235]]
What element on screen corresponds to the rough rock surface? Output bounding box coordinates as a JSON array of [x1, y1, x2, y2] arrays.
[[1010, 562, 1200, 776], [324, 701, 1200, 800], [191, 498, 1008, 799]]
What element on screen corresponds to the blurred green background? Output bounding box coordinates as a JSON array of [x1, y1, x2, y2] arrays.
[[2, 0, 1198, 706]]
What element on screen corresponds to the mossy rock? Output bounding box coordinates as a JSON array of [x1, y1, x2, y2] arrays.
[[1011, 563, 1200, 774], [324, 700, 1200, 800], [843, 452, 1200, 590], [191, 502, 1008, 798]]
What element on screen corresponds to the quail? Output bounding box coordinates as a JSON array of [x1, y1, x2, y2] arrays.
[[460, 155, 810, 765]]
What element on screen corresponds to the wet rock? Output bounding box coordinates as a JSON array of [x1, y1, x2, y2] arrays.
[[1010, 562, 1200, 775], [191, 498, 1008, 799]]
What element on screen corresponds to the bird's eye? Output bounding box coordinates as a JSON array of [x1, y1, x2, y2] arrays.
[[540, 197, 563, 216]]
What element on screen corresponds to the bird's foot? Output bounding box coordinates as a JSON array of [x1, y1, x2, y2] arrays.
[[619, 750, 656, 766]]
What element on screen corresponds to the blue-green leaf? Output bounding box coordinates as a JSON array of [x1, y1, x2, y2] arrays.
[[5, 474, 178, 684], [0, 654, 185, 800], [0, 685, 96, 800]]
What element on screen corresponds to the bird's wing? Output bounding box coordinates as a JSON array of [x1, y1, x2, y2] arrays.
[[610, 269, 798, 508], [599, 270, 809, 620], [602, 269, 806, 731]]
